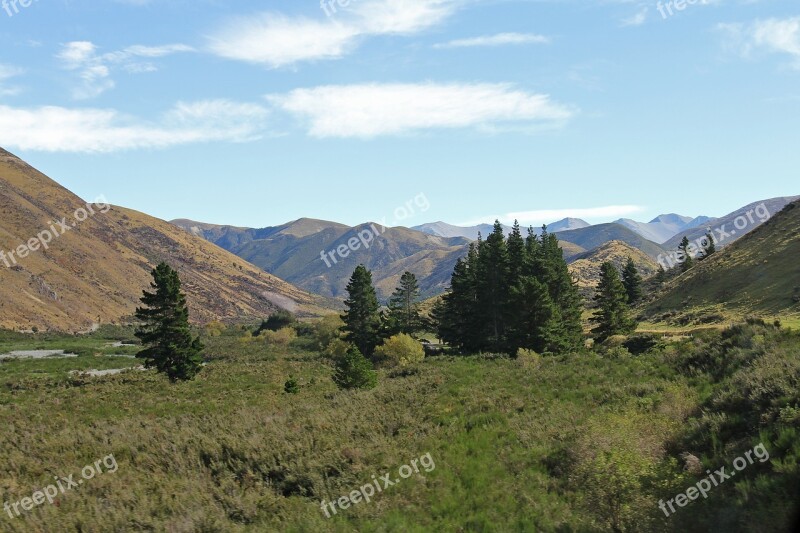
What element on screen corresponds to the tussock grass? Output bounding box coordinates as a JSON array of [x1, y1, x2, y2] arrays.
[[0, 323, 797, 531]]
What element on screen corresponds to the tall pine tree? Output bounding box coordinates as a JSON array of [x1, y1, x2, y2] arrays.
[[703, 232, 716, 258], [135, 262, 204, 382], [386, 271, 424, 336], [621, 257, 643, 305], [476, 221, 510, 352], [679, 236, 694, 272], [437, 244, 481, 353], [341, 265, 382, 357], [539, 229, 584, 353], [591, 262, 637, 342]]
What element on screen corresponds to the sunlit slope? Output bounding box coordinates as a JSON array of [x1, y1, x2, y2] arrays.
[[645, 200, 800, 319], [0, 148, 328, 331]]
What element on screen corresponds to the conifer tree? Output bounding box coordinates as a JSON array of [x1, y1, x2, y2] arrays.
[[341, 265, 381, 357], [621, 257, 643, 305], [476, 221, 510, 351], [507, 276, 557, 354], [591, 262, 637, 342], [135, 262, 204, 382], [679, 236, 694, 272], [539, 230, 584, 353], [654, 265, 667, 284], [507, 220, 526, 283], [437, 244, 481, 352], [332, 346, 377, 390], [703, 232, 716, 258], [386, 271, 424, 336]]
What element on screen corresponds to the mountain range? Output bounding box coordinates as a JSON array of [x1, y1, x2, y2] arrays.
[[2, 146, 797, 331], [171, 197, 796, 303]]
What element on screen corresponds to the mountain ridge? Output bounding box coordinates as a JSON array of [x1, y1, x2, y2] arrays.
[[0, 148, 329, 332]]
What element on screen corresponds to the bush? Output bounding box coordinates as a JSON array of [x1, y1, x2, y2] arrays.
[[374, 334, 425, 367], [314, 314, 344, 350], [323, 338, 351, 360], [260, 327, 297, 346], [204, 321, 226, 337], [284, 376, 299, 394], [516, 348, 542, 369], [255, 311, 297, 335], [622, 335, 659, 355], [332, 347, 377, 390]]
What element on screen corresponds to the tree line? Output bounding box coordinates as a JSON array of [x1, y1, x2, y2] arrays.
[[133, 230, 645, 382]]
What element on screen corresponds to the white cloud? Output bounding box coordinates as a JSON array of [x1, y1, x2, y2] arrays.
[[207, 15, 362, 67], [621, 7, 647, 27], [434, 32, 550, 49], [0, 100, 268, 153], [208, 0, 459, 68], [719, 17, 800, 68], [462, 205, 646, 227], [57, 41, 194, 99], [0, 64, 24, 97], [267, 82, 575, 138]]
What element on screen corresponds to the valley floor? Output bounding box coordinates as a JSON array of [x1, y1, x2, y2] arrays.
[[0, 324, 798, 532]]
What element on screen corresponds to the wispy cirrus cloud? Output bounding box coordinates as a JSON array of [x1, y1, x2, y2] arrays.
[[207, 0, 459, 68], [434, 32, 550, 49], [0, 100, 268, 153], [57, 41, 194, 99], [267, 82, 576, 138], [0, 64, 24, 97], [461, 205, 646, 227], [718, 16, 800, 68]]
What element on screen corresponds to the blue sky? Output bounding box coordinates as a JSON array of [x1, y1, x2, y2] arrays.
[[0, 0, 797, 229]]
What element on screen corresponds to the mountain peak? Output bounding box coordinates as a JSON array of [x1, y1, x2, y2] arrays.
[[648, 213, 694, 225]]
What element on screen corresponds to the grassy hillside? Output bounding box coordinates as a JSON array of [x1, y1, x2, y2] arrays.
[[644, 200, 800, 324], [1, 321, 797, 531], [661, 196, 799, 252], [0, 148, 329, 332]]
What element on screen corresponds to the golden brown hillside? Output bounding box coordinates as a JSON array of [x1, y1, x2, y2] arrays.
[[568, 240, 659, 299], [0, 148, 329, 332]]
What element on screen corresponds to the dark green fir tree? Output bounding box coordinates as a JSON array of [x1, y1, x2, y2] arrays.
[[135, 262, 204, 382], [341, 265, 382, 357]]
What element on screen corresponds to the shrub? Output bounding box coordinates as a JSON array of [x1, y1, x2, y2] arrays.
[[323, 338, 351, 360], [204, 321, 226, 337], [622, 335, 659, 355], [374, 334, 425, 367], [260, 327, 297, 346], [516, 348, 542, 369], [284, 376, 299, 394], [332, 347, 377, 390], [314, 314, 344, 351], [255, 311, 296, 335]]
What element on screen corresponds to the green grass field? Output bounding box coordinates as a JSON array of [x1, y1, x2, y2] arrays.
[[1, 323, 798, 532]]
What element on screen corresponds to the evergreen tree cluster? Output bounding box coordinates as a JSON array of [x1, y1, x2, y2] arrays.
[[435, 221, 584, 355]]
